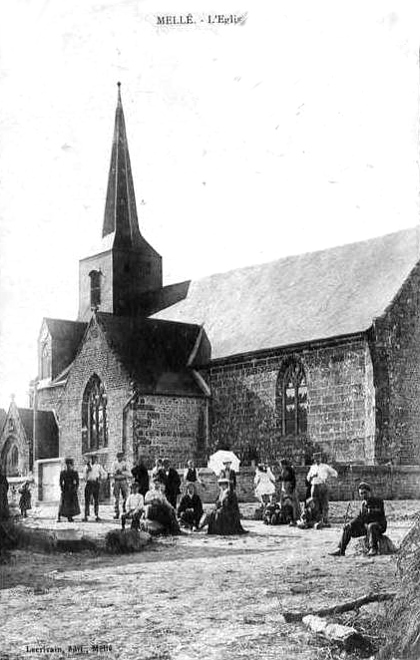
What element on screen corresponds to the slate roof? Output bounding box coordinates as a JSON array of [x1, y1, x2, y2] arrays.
[[44, 318, 87, 342], [18, 408, 58, 446], [0, 409, 6, 436], [96, 313, 209, 396], [152, 227, 420, 360]]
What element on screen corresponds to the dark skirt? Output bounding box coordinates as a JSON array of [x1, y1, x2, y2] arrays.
[[207, 493, 246, 536], [146, 502, 180, 535], [59, 489, 80, 518], [19, 490, 32, 510]]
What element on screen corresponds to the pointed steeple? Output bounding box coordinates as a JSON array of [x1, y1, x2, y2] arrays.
[[77, 85, 162, 321], [103, 83, 142, 246]]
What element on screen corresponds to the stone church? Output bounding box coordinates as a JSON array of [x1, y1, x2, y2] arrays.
[[29, 87, 420, 477]]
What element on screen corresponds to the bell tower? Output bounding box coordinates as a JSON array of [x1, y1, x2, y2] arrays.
[[78, 84, 162, 320]]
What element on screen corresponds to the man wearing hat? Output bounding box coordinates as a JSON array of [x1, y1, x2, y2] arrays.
[[111, 451, 130, 519], [330, 482, 387, 557], [162, 458, 181, 509], [82, 454, 108, 522], [306, 452, 338, 526]]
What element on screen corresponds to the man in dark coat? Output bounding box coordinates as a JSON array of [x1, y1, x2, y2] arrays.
[[177, 483, 203, 529], [163, 458, 181, 509], [278, 458, 300, 523], [131, 456, 150, 497], [329, 482, 387, 557]]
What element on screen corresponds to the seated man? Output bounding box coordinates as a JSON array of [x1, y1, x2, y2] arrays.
[[177, 483, 203, 530], [329, 482, 387, 557], [278, 490, 295, 525], [297, 495, 322, 529], [263, 494, 281, 525], [121, 483, 144, 531]]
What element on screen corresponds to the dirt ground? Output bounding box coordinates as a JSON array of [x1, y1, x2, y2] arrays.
[[0, 500, 417, 660]]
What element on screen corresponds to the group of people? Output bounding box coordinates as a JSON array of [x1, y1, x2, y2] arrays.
[[254, 452, 338, 529], [117, 456, 246, 536], [254, 453, 388, 556], [17, 448, 387, 554], [55, 453, 245, 537], [57, 454, 182, 526]]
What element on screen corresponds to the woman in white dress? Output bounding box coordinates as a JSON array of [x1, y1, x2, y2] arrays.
[[254, 463, 276, 505]]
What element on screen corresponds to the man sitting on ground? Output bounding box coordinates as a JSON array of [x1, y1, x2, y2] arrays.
[[177, 483, 203, 530], [121, 483, 144, 531], [329, 482, 387, 557], [297, 492, 323, 529], [263, 494, 281, 525]]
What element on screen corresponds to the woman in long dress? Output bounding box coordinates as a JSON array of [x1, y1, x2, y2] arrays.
[[254, 463, 276, 505], [143, 479, 180, 535], [58, 458, 80, 522], [205, 478, 247, 535]]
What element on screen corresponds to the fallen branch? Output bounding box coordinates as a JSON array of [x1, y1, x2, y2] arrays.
[[282, 591, 396, 623]]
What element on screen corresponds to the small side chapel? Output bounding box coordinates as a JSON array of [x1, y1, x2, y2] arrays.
[[31, 85, 420, 477]]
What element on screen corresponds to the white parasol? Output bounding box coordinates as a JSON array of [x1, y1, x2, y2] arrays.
[[208, 450, 240, 475]]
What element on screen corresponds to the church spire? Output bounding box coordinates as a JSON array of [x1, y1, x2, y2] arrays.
[[102, 83, 142, 246]]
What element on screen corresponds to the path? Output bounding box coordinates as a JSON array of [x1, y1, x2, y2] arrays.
[[0, 502, 415, 660]]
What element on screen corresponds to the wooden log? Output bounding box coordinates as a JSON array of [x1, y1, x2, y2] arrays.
[[283, 591, 396, 623], [302, 615, 371, 652]]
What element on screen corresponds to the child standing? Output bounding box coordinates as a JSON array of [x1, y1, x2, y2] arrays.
[[19, 480, 32, 518]]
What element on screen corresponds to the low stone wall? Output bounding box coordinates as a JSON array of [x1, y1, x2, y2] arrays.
[[31, 462, 420, 504], [196, 465, 420, 503]]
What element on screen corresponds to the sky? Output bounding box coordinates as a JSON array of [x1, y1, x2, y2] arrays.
[[0, 0, 419, 408]]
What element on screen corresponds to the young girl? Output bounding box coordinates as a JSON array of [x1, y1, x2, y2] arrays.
[[19, 480, 32, 518]]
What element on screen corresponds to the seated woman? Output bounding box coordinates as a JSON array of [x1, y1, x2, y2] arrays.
[[177, 483, 203, 530], [143, 479, 181, 535], [202, 478, 247, 535]]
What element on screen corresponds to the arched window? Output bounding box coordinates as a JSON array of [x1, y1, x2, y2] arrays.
[[82, 375, 108, 452], [276, 359, 308, 435], [41, 342, 51, 379], [10, 446, 19, 474], [1, 439, 20, 477], [89, 270, 101, 310]]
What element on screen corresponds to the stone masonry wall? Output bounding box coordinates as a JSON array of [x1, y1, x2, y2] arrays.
[[200, 338, 375, 466], [127, 395, 208, 469], [37, 316, 208, 473], [197, 465, 420, 502], [37, 383, 65, 413], [373, 263, 420, 464], [54, 317, 132, 472]]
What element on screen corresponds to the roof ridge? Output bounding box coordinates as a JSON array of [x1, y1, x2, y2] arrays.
[[164, 225, 419, 286]]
